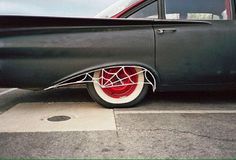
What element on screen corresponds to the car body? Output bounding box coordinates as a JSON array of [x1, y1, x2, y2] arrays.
[[0, 0, 236, 108]]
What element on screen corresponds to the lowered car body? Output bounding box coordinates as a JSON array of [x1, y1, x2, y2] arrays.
[[0, 16, 157, 88], [0, 0, 236, 108]]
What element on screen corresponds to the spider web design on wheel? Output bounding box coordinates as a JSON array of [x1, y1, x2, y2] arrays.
[[94, 67, 154, 89], [45, 66, 157, 91]]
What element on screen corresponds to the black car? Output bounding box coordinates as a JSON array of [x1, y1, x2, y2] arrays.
[[0, 0, 235, 108]]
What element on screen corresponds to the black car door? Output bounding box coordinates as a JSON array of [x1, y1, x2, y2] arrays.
[[154, 0, 236, 87]]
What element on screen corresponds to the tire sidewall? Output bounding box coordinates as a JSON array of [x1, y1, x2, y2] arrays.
[[87, 68, 149, 108]]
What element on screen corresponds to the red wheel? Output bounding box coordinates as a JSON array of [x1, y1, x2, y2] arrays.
[[100, 67, 138, 99], [87, 67, 149, 108]]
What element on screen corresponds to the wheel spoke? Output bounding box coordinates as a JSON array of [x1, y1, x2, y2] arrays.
[[99, 67, 138, 98]]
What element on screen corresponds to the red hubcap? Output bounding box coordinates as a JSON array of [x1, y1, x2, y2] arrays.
[[99, 67, 138, 98]]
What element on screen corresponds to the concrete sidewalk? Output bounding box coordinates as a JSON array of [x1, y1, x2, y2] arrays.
[[0, 88, 236, 158]]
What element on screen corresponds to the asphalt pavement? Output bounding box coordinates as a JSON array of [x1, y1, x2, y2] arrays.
[[0, 88, 236, 159]]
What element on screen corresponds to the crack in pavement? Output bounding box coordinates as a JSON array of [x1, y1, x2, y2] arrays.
[[128, 128, 236, 142], [113, 109, 120, 138]]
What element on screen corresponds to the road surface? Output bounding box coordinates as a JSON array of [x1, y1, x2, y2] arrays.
[[0, 88, 236, 159]]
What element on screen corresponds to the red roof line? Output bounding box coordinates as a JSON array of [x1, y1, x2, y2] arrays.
[[112, 0, 145, 18]]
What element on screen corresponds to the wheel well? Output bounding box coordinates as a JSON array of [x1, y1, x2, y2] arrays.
[[45, 64, 159, 92]]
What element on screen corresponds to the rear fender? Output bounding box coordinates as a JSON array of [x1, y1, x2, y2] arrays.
[[45, 62, 160, 92]]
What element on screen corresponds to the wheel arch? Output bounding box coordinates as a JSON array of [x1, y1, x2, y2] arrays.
[[45, 62, 161, 92]]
